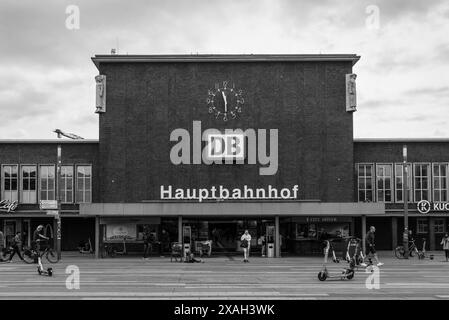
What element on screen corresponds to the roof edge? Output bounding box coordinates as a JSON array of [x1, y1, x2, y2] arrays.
[[91, 54, 361, 70], [0, 139, 99, 144], [354, 138, 449, 143]]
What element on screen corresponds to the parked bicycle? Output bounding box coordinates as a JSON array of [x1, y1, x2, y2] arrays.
[[0, 246, 13, 262], [22, 243, 59, 264], [101, 239, 127, 258], [394, 238, 425, 259]]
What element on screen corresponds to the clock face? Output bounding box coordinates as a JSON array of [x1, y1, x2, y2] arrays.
[[206, 81, 244, 121]]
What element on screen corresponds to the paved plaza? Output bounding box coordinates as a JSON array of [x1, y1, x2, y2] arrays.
[[0, 252, 448, 300]]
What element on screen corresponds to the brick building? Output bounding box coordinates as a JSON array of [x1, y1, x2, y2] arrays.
[[1, 54, 448, 257]]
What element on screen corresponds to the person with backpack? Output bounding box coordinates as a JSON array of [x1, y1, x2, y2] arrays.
[[8, 232, 24, 262], [240, 230, 251, 263], [441, 232, 449, 262]]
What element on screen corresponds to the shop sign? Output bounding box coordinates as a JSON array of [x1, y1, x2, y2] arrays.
[[0, 200, 18, 213], [417, 200, 449, 214], [40, 200, 58, 210], [306, 217, 338, 223], [293, 217, 353, 223]]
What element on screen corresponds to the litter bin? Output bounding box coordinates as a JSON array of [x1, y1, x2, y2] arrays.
[[267, 243, 274, 258]]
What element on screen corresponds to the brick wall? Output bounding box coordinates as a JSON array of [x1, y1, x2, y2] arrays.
[[98, 60, 355, 202], [0, 142, 100, 204]]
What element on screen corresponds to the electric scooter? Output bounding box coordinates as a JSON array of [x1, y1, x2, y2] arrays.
[[318, 240, 354, 281]]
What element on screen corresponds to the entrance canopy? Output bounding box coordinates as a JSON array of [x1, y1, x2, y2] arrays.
[[80, 202, 385, 217]]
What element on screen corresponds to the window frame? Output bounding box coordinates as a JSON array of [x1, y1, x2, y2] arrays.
[[432, 163, 449, 203], [413, 163, 431, 203], [1, 164, 19, 202], [38, 164, 56, 202], [356, 163, 375, 202], [417, 218, 429, 234], [375, 163, 394, 203], [60, 165, 74, 204], [20, 164, 38, 204], [394, 163, 413, 203], [75, 164, 92, 204]]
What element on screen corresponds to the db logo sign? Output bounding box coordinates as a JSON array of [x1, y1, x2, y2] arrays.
[[207, 133, 244, 161], [417, 200, 431, 214]]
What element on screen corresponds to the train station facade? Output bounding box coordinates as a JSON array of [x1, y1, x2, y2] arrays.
[[1, 54, 448, 257]]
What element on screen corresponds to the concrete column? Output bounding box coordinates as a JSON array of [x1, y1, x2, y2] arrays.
[[392, 217, 398, 249], [275, 216, 280, 258], [429, 218, 436, 251], [178, 216, 183, 243], [95, 216, 100, 259], [361, 215, 367, 254]]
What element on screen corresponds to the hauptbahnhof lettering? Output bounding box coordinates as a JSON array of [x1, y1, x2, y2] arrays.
[[1, 54, 448, 257]]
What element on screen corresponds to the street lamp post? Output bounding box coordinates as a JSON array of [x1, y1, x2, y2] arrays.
[[55, 144, 62, 260], [403, 145, 409, 259]]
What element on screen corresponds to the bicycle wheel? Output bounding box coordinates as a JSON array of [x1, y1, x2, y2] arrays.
[[409, 248, 415, 257], [46, 248, 59, 263], [22, 248, 35, 264], [0, 248, 11, 262], [394, 246, 405, 259]]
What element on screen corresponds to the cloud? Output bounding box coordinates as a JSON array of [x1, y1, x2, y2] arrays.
[[0, 0, 449, 139]]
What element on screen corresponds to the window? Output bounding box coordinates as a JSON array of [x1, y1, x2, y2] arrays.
[[434, 219, 445, 233], [21, 165, 37, 204], [76, 165, 91, 203], [39, 165, 55, 201], [376, 164, 393, 202], [357, 164, 374, 202], [395, 163, 412, 203], [432, 163, 448, 202], [413, 163, 431, 202], [1, 165, 18, 201], [417, 219, 428, 234], [60, 166, 74, 203]]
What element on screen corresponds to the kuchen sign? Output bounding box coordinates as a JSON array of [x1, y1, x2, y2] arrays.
[[0, 200, 18, 213], [417, 200, 449, 214]]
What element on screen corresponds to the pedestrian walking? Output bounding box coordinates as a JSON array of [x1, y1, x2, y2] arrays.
[[8, 232, 24, 262], [240, 230, 251, 263], [361, 226, 384, 267], [441, 232, 449, 262], [142, 226, 152, 260]]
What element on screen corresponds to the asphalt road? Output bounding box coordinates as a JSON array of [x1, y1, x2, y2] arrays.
[[0, 251, 448, 300]]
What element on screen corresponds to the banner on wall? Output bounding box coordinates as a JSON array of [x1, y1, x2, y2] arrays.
[[106, 224, 137, 241]]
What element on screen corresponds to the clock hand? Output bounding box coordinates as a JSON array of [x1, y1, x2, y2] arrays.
[[221, 91, 228, 112]]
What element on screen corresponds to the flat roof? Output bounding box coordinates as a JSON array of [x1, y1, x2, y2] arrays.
[[92, 54, 361, 69], [0, 139, 99, 144], [354, 138, 449, 143], [1, 138, 447, 144]]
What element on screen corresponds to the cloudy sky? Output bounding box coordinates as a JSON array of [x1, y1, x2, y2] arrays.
[[0, 0, 448, 139]]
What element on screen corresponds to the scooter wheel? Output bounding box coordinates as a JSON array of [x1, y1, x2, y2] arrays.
[[346, 269, 355, 280], [47, 268, 53, 277], [318, 271, 327, 281], [349, 260, 356, 269]]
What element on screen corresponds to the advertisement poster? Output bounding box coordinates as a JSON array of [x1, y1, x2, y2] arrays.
[[106, 224, 137, 241]]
